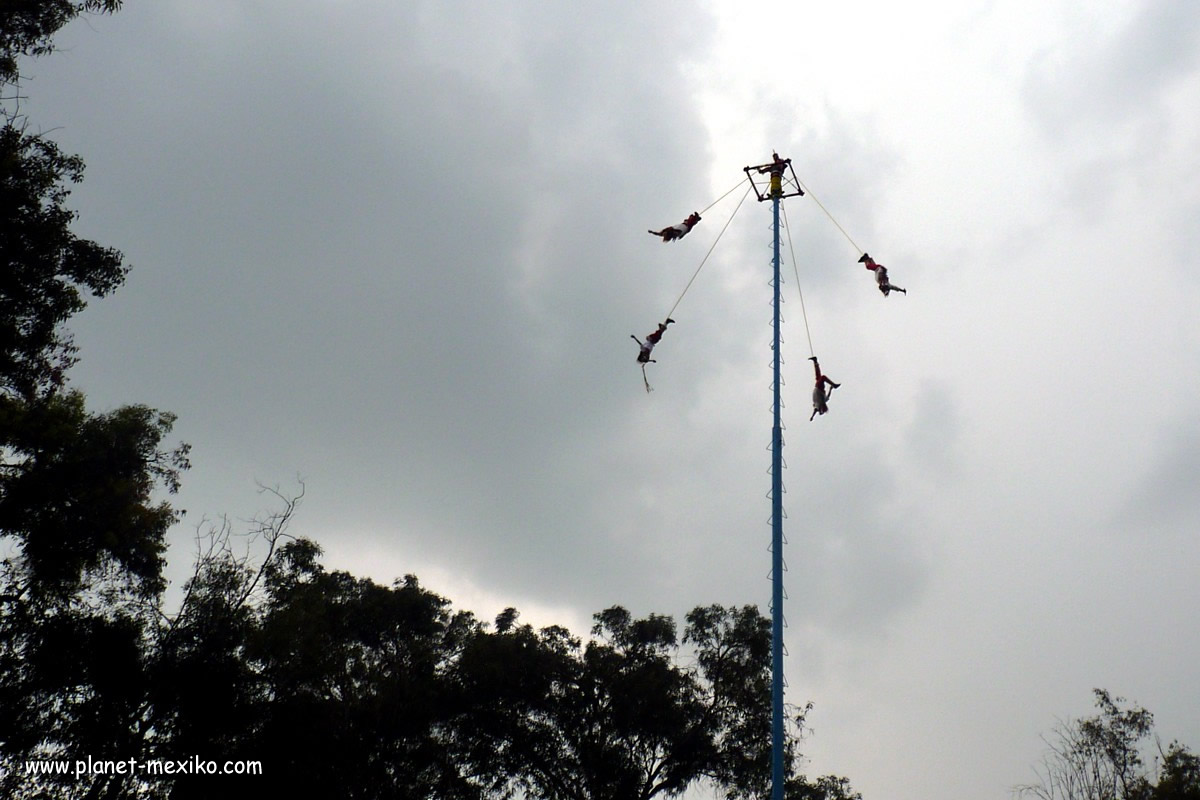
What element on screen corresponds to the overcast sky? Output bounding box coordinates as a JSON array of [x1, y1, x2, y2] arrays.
[[18, 1, 1200, 798]]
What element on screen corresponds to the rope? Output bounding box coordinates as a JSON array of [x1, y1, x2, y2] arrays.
[[794, 175, 863, 256], [781, 202, 815, 358], [698, 177, 751, 216], [665, 184, 753, 320]]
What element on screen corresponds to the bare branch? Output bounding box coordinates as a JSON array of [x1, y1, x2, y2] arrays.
[[233, 479, 304, 608]]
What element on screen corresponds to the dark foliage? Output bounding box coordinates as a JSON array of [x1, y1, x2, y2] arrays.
[[0, 124, 127, 399], [1020, 690, 1200, 800], [0, 391, 187, 597], [1, 1, 123, 84]]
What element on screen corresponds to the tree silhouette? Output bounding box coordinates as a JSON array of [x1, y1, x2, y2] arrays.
[[1020, 690, 1200, 800]]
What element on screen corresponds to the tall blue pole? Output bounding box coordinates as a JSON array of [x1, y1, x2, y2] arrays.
[[769, 174, 785, 800], [745, 153, 799, 800]]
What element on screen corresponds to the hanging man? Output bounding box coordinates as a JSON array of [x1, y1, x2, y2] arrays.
[[809, 356, 840, 421], [859, 253, 906, 296], [633, 318, 674, 363], [648, 212, 701, 242], [632, 318, 674, 392]]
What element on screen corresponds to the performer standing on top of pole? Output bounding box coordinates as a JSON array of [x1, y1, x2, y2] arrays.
[[746, 152, 803, 201]]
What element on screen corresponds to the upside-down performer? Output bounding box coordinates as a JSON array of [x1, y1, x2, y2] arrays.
[[648, 212, 701, 242], [631, 318, 675, 392], [858, 253, 906, 296], [809, 356, 841, 420]]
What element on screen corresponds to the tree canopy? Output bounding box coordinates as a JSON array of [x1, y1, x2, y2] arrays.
[[4, 507, 862, 799], [1020, 689, 1200, 800], [0, 1, 123, 85]]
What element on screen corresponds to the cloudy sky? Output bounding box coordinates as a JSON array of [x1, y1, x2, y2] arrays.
[[18, 1, 1200, 798]]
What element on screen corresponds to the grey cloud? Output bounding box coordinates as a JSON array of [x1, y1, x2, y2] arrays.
[[41, 1, 720, 608], [1115, 416, 1200, 535], [905, 379, 961, 476], [1024, 0, 1200, 132], [786, 431, 932, 638]]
